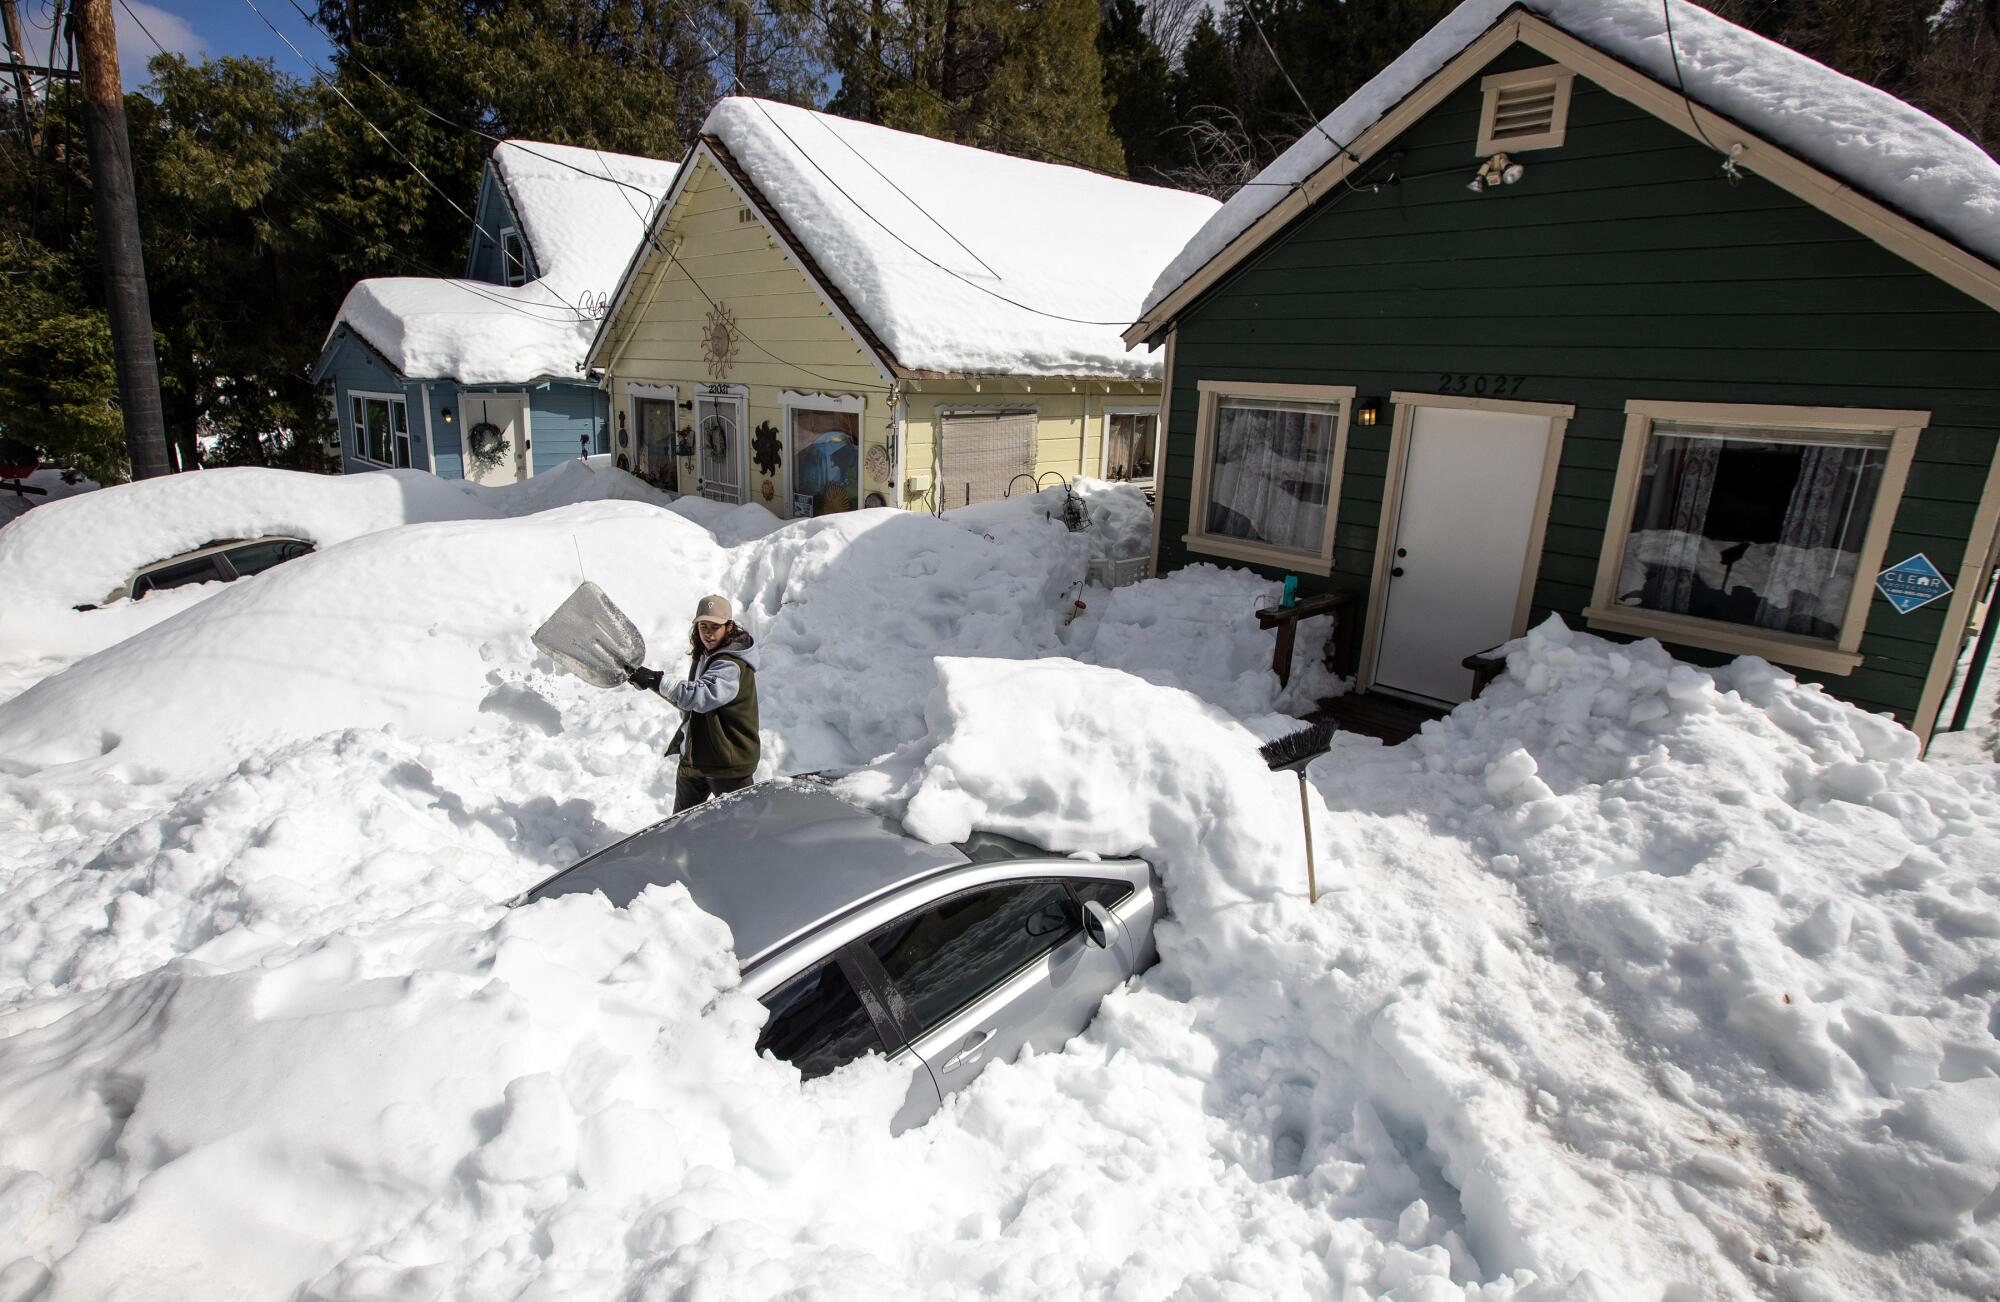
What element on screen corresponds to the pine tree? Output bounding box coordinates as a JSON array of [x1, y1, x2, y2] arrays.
[[1098, 0, 1178, 182]]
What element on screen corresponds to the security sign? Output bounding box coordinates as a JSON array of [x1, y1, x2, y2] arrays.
[[1875, 553, 1953, 615]]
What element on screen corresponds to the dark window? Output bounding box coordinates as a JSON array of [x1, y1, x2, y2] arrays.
[[132, 554, 227, 599], [1072, 879, 1133, 911], [1617, 420, 1892, 642], [756, 958, 884, 1080], [867, 882, 1076, 1033], [223, 539, 313, 578]]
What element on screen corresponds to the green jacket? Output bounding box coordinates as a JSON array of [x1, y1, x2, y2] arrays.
[[665, 631, 760, 778]]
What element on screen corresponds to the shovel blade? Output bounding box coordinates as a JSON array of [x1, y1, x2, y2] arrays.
[[533, 581, 646, 688]]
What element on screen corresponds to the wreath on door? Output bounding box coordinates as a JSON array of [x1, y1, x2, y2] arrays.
[[467, 421, 506, 476], [701, 414, 732, 466]]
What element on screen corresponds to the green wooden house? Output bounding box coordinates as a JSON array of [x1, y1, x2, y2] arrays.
[[1124, 0, 2000, 748]]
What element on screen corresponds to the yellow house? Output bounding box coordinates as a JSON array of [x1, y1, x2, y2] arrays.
[[587, 98, 1220, 518]]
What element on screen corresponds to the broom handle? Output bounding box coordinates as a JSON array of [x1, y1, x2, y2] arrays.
[[1298, 771, 1318, 903]]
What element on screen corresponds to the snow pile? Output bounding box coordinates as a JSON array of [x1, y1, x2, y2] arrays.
[[9, 637, 1995, 1298], [3, 469, 1998, 1297], [327, 141, 680, 384], [1142, 0, 2000, 321], [0, 468, 498, 666], [701, 98, 1219, 377], [0, 463, 675, 697]]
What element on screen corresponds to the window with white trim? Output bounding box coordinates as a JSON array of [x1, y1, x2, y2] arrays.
[[1587, 402, 1926, 672], [499, 227, 528, 287], [1186, 382, 1353, 572], [349, 393, 412, 468], [1102, 409, 1158, 482]]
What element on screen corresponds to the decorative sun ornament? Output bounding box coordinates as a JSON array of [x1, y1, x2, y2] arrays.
[[702, 303, 739, 378]]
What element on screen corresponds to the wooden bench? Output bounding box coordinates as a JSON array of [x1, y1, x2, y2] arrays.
[[1255, 589, 1358, 687]]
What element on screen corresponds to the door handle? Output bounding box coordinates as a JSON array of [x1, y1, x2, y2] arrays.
[[941, 1028, 996, 1072]]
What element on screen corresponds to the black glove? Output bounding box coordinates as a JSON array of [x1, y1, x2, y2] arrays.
[[628, 665, 663, 691]]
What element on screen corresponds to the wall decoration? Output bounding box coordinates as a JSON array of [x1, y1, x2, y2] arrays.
[[752, 421, 783, 476], [761, 479, 775, 502], [466, 421, 506, 477], [864, 442, 891, 484], [701, 302, 739, 378], [864, 492, 886, 509]]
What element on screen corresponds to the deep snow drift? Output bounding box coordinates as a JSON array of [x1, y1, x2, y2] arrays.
[[0, 472, 1995, 1301]]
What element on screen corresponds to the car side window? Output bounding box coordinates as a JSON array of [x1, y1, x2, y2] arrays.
[[756, 958, 885, 1080], [867, 882, 1077, 1033], [224, 539, 312, 578], [132, 554, 227, 599], [1072, 879, 1133, 911]]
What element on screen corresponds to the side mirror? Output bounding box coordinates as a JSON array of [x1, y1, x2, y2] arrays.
[[1081, 900, 1114, 950]]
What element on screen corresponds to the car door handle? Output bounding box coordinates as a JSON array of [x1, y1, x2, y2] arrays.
[[940, 1028, 996, 1072]]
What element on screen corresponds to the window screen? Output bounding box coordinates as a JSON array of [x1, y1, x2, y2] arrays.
[[1617, 420, 1892, 641], [937, 411, 1036, 509], [866, 882, 1076, 1033], [756, 958, 885, 1080], [1202, 397, 1340, 554], [789, 408, 860, 517], [635, 398, 678, 491]]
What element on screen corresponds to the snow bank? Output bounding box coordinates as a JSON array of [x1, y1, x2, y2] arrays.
[[4, 464, 1997, 1297], [1143, 0, 2000, 320], [702, 98, 1219, 378], [0, 463, 676, 693]]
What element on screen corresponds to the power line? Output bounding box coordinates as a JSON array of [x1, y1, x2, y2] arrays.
[[237, 0, 602, 331], [1661, 0, 1743, 181], [801, 0, 1300, 188]]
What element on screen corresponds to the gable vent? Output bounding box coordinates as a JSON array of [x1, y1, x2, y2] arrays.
[[1477, 65, 1575, 156], [737, 206, 756, 224]]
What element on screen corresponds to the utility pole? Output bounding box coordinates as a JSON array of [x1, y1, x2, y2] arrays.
[[71, 0, 172, 479], [2, 0, 35, 149]]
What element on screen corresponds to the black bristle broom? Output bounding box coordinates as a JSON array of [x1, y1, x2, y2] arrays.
[[1259, 718, 1337, 903]]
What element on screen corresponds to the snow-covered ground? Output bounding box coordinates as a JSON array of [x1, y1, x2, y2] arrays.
[[0, 468, 1995, 1300]]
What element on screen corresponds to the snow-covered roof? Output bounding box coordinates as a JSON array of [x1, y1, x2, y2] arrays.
[[1139, 0, 2000, 326], [325, 140, 683, 385], [693, 98, 1221, 379]]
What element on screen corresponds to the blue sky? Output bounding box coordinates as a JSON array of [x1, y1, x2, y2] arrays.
[[16, 0, 334, 90]]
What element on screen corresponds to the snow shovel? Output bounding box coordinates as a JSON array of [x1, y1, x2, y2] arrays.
[[533, 581, 646, 688]]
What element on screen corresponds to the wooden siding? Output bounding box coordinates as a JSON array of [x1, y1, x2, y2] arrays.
[[599, 156, 897, 512], [463, 165, 528, 286], [1158, 45, 2000, 727], [599, 155, 1161, 513]]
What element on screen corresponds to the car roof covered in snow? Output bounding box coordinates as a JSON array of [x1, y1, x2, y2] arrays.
[[522, 780, 971, 967], [323, 140, 682, 385], [1138, 0, 2000, 328]]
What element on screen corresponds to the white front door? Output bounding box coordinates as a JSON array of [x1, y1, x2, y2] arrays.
[[1372, 405, 1552, 705], [695, 392, 746, 503], [463, 394, 530, 485]]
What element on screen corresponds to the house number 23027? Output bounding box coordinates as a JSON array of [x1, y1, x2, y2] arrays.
[[1436, 373, 1527, 396]]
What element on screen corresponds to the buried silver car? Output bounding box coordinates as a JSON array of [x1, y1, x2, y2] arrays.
[[519, 779, 1162, 1127]]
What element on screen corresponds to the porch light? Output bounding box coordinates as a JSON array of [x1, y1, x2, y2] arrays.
[[1468, 153, 1524, 192], [441, 406, 454, 425], [1355, 399, 1382, 427]]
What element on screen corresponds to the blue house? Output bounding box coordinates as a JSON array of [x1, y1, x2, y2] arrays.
[[313, 140, 683, 484]]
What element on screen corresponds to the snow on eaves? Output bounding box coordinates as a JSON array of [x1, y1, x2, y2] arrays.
[[700, 98, 1221, 379], [327, 141, 681, 386], [1142, 0, 2000, 323]]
